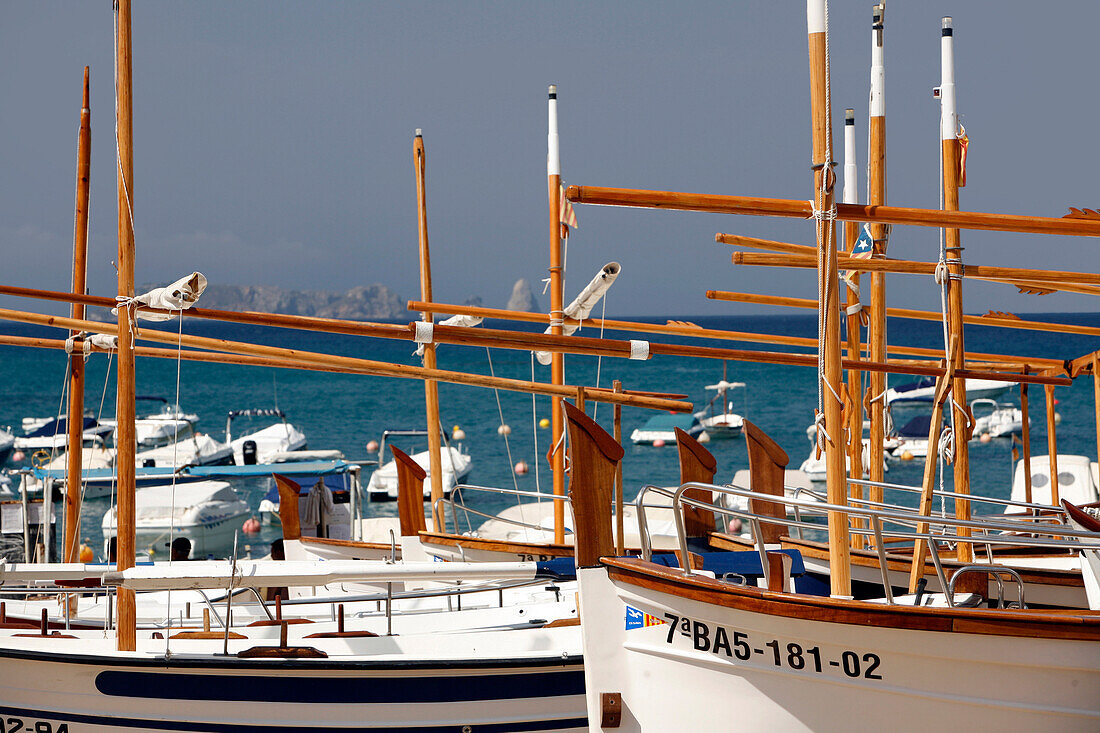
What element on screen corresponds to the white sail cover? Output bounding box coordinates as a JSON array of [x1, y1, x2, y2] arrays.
[[414, 312, 485, 357], [113, 272, 208, 321], [536, 262, 620, 365], [87, 333, 119, 351]]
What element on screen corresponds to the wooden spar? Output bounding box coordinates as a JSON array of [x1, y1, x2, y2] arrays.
[[613, 380, 624, 555], [1045, 385, 1060, 506], [114, 0, 136, 652], [565, 184, 1100, 238], [413, 130, 444, 531], [940, 17, 972, 563], [707, 290, 1100, 338], [714, 233, 814, 255], [842, 108, 865, 549], [907, 352, 955, 593], [0, 310, 694, 413], [547, 86, 566, 545], [807, 0, 849, 597], [0, 307, 1072, 390], [1019, 372, 1033, 503], [729, 251, 1100, 289], [64, 67, 91, 564], [407, 300, 1061, 371], [0, 286, 1061, 371]]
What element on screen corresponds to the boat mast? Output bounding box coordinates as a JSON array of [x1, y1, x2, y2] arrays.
[[806, 0, 850, 596], [114, 0, 137, 651], [547, 85, 566, 544], [414, 130, 445, 531], [842, 108, 864, 549], [940, 16, 972, 561], [866, 2, 887, 510], [64, 67, 91, 563]]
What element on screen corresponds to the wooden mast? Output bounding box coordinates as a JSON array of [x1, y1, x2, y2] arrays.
[[842, 108, 864, 548], [413, 130, 445, 531], [1045, 385, 1060, 506], [64, 67, 91, 563], [867, 1, 887, 510], [547, 85, 566, 544], [940, 16, 972, 562], [114, 0, 137, 651], [807, 0, 850, 596]]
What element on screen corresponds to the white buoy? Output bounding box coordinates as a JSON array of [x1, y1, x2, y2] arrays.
[[698, 431, 711, 443], [453, 428, 466, 441], [514, 461, 529, 475], [497, 424, 512, 436], [366, 440, 379, 453]]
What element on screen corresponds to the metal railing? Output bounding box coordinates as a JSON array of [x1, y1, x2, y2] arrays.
[[638, 480, 1100, 608]]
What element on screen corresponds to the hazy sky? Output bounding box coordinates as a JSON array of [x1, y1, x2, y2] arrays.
[[1, 2, 1098, 318]]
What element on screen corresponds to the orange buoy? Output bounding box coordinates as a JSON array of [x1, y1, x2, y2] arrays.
[[78, 542, 94, 563], [652, 439, 666, 448], [514, 461, 529, 475], [366, 440, 380, 453]]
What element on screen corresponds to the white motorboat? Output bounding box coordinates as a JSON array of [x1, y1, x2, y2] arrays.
[[102, 480, 250, 557], [366, 429, 472, 500], [696, 376, 746, 439], [630, 412, 703, 445], [885, 376, 1015, 404], [225, 408, 307, 464], [100, 396, 199, 448], [14, 415, 112, 452], [970, 397, 1030, 438]]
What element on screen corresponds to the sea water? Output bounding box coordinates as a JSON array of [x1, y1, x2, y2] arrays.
[[1, 313, 1096, 559]]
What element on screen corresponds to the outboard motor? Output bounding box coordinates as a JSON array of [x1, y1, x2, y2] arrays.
[[242, 440, 258, 465]]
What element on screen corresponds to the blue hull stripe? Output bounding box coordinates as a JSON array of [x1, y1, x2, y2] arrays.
[[96, 669, 586, 703], [0, 705, 588, 733]]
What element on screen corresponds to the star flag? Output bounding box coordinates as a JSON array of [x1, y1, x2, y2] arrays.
[[560, 183, 578, 237], [850, 224, 874, 259]]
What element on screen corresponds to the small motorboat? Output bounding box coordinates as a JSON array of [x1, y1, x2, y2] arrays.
[[99, 396, 199, 448], [696, 376, 746, 439], [630, 412, 703, 445], [970, 398, 1030, 439], [14, 415, 112, 452], [885, 412, 938, 459], [225, 408, 307, 465], [101, 480, 250, 558], [366, 429, 472, 500], [885, 377, 1016, 405]]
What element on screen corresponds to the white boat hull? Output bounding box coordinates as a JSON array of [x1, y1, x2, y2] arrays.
[[578, 565, 1100, 732], [0, 635, 587, 732]]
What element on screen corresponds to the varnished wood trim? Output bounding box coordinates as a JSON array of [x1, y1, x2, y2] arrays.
[[419, 532, 574, 557], [603, 557, 1100, 640], [301, 536, 393, 551], [273, 474, 302, 541]]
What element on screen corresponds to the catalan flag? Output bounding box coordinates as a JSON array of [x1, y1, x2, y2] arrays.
[[560, 183, 578, 235], [625, 605, 666, 630]]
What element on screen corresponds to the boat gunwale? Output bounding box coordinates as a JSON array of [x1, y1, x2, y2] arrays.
[[602, 556, 1100, 640]]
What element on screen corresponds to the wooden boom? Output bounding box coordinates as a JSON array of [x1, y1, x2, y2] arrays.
[[731, 251, 1100, 288], [707, 290, 1100, 339], [566, 185, 1100, 238], [0, 308, 692, 413], [0, 305, 1071, 388]]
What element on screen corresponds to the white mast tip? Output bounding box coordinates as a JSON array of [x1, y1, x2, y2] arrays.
[[548, 84, 557, 96], [845, 109, 855, 122], [415, 128, 423, 137]]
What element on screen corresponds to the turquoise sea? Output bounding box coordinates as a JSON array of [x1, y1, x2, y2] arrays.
[[1, 313, 1097, 558]]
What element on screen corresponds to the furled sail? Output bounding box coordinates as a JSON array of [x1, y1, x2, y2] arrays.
[[535, 262, 620, 365], [113, 272, 208, 321]]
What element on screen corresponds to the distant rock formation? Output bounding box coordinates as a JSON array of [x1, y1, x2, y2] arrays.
[[87, 283, 407, 321], [506, 278, 540, 312]]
